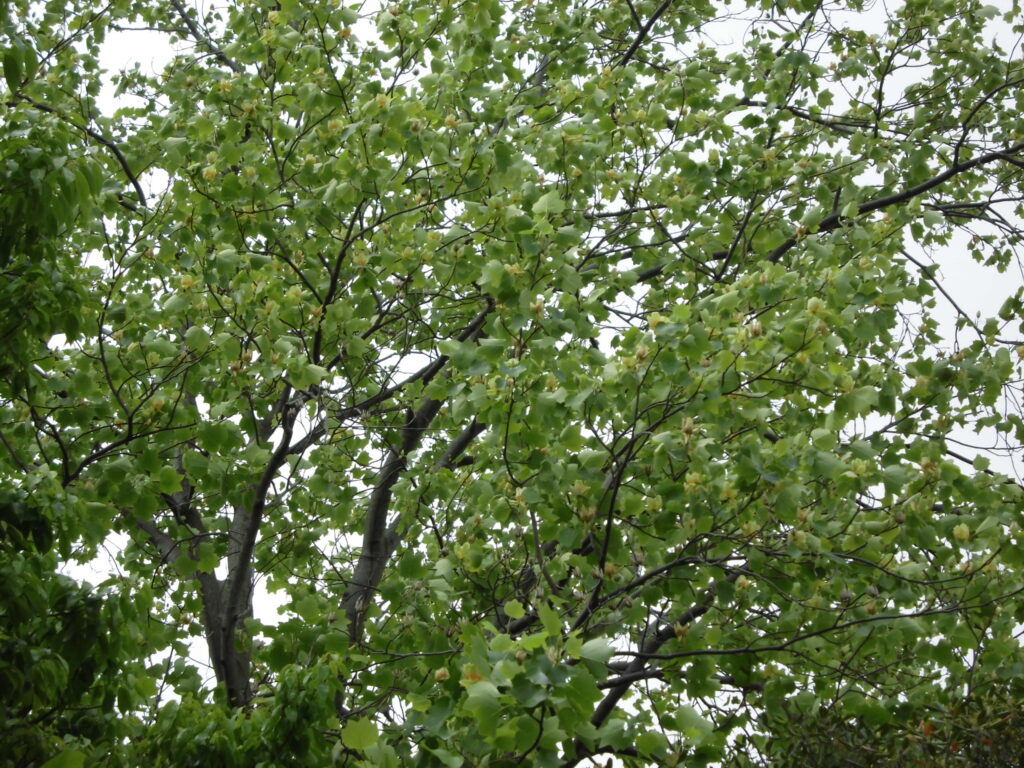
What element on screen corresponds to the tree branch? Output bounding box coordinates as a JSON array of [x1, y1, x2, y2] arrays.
[[341, 394, 445, 639], [635, 141, 1024, 283], [340, 309, 491, 642], [561, 570, 740, 767], [768, 141, 1024, 263], [617, 0, 674, 68], [435, 418, 487, 471], [168, 0, 243, 74], [13, 96, 148, 208], [288, 302, 493, 458], [214, 401, 297, 706]]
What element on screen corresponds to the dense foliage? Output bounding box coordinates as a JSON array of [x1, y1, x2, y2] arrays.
[[3, 0, 1024, 765]]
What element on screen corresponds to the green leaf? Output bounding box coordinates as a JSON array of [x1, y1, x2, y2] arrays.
[[184, 325, 211, 352], [519, 632, 548, 651], [838, 386, 879, 417], [579, 637, 614, 664], [810, 428, 837, 449], [677, 705, 713, 742], [537, 602, 561, 637], [513, 714, 541, 752], [341, 717, 379, 750], [425, 748, 464, 768], [196, 540, 219, 573], [882, 464, 909, 493], [532, 189, 566, 216], [464, 680, 501, 734], [156, 466, 183, 494], [40, 751, 86, 768], [3, 49, 22, 91], [161, 293, 190, 314]]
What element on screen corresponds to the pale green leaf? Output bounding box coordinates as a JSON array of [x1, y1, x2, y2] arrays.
[[532, 189, 566, 216], [341, 717, 378, 750]]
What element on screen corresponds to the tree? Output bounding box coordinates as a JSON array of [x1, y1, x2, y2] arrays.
[[1, 6, 145, 762], [738, 681, 1024, 767], [0, 0, 98, 390], [3, 0, 1024, 764]]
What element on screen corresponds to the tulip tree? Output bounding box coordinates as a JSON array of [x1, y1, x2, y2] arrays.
[[4, 0, 1024, 764]]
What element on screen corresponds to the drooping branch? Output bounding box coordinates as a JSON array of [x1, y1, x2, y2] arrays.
[[633, 140, 1024, 283], [899, 249, 988, 342], [615, 587, 1024, 670], [593, 572, 738, 726], [12, 96, 148, 208]]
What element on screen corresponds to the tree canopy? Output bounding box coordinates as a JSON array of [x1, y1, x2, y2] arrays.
[[3, 0, 1024, 765]]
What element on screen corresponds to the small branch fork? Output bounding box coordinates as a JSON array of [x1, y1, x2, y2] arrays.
[[560, 570, 740, 768]]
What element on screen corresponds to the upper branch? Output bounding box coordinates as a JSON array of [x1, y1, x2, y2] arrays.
[[168, 0, 243, 74], [768, 141, 1024, 263], [617, 0, 674, 68], [288, 302, 494, 457]]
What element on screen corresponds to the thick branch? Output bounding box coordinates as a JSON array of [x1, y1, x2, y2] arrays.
[[340, 312, 491, 642], [341, 394, 445, 640], [211, 405, 296, 706], [137, 515, 242, 698], [286, 355, 445, 457], [135, 518, 178, 563], [435, 418, 487, 471], [225, 408, 294, 617]]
